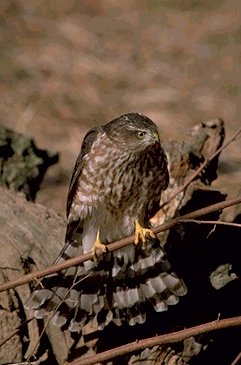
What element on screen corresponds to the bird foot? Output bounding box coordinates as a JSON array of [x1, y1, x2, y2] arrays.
[[134, 220, 156, 245], [92, 230, 107, 261]]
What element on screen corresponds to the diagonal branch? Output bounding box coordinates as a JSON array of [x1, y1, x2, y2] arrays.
[[230, 350, 241, 365], [0, 196, 240, 293], [69, 316, 241, 365]]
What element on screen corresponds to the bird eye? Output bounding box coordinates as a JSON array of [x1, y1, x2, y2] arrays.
[[136, 131, 146, 139]]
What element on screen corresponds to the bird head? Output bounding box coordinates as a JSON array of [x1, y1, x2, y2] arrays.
[[104, 112, 160, 152]]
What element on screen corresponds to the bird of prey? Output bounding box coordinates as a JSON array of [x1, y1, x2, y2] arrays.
[[25, 112, 187, 332]]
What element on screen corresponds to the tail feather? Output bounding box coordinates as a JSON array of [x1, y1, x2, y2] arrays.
[[93, 293, 105, 314], [25, 289, 53, 309], [141, 280, 157, 299], [80, 293, 96, 313], [150, 295, 168, 312], [113, 287, 140, 309], [65, 288, 79, 309], [161, 272, 187, 296], [52, 311, 68, 327], [146, 276, 167, 294], [129, 312, 146, 326], [69, 315, 86, 332], [25, 236, 187, 331]]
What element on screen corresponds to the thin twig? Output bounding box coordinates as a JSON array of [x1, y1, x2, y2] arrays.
[[230, 350, 241, 365], [69, 316, 241, 365], [0, 318, 34, 347], [160, 126, 241, 209], [4, 351, 48, 365], [179, 219, 241, 228], [0, 196, 241, 293]]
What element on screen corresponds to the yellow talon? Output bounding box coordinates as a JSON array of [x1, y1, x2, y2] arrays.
[[92, 229, 107, 261], [134, 220, 156, 245]]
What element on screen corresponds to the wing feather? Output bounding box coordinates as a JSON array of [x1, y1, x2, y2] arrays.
[[66, 126, 102, 217]]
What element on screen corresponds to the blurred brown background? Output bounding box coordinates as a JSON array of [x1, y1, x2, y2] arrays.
[[1, 0, 240, 214]]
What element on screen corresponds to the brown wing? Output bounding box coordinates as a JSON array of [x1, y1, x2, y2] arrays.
[[60, 126, 103, 258], [66, 126, 102, 218]]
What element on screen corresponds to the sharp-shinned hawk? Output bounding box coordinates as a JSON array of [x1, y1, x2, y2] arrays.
[[25, 112, 187, 331]]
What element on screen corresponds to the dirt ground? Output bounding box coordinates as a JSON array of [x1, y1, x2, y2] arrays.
[[0, 0, 240, 213]]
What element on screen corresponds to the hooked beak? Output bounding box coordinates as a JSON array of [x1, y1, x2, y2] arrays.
[[152, 131, 160, 143]]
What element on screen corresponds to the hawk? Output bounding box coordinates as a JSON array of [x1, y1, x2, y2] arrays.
[[25, 112, 187, 331]]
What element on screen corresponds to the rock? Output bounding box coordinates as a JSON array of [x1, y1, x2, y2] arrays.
[[0, 126, 58, 201]]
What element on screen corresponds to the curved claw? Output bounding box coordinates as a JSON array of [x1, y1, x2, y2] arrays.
[[134, 220, 156, 245], [92, 229, 107, 261]]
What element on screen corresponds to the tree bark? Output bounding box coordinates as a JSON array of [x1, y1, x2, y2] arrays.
[[0, 187, 68, 364]]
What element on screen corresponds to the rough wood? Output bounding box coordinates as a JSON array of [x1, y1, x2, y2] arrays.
[[0, 187, 67, 363]]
